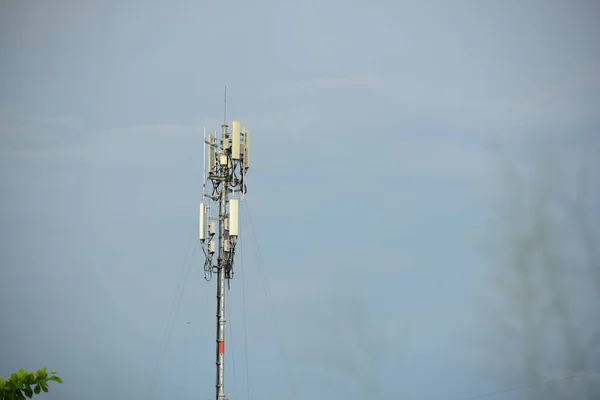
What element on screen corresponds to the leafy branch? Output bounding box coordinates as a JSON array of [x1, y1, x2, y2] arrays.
[[0, 368, 62, 400]]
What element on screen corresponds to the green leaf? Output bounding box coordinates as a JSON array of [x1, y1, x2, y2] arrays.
[[18, 370, 27, 380], [33, 384, 41, 394], [48, 376, 63, 384], [23, 386, 33, 398], [0, 377, 4, 389], [37, 369, 47, 381]]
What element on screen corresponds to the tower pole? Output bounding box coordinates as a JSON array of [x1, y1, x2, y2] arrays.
[[215, 124, 229, 400]]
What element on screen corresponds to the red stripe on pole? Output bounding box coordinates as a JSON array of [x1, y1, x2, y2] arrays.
[[219, 341, 225, 354]]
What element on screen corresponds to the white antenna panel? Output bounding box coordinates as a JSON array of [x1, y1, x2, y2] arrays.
[[229, 199, 239, 236], [203, 127, 207, 185], [199, 203, 206, 241], [244, 129, 250, 170], [219, 152, 228, 167], [208, 222, 216, 236], [232, 120, 241, 160], [208, 135, 216, 173], [208, 240, 216, 253]]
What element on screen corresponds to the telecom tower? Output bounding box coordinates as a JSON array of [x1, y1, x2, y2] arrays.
[[199, 114, 251, 400]]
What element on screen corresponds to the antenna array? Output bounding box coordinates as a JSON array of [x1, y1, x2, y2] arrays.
[[199, 116, 251, 400]]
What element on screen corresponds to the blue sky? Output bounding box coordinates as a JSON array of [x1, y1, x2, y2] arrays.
[[1, 1, 599, 399]]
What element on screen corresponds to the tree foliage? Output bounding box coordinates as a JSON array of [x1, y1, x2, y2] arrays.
[[0, 368, 62, 400], [487, 145, 600, 399]]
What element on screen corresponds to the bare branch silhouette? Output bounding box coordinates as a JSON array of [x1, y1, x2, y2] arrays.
[[486, 141, 600, 399]]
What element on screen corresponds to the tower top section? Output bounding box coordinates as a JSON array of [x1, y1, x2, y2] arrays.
[[199, 119, 251, 282]]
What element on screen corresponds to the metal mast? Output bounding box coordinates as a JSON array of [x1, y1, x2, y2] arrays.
[[200, 108, 251, 400]]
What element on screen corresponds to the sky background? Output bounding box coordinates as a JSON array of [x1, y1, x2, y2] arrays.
[[1, 1, 599, 399]]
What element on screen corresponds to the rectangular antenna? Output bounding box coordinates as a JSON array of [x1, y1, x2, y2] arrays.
[[199, 203, 206, 241], [243, 129, 250, 170], [229, 199, 239, 236], [232, 120, 241, 160], [219, 152, 228, 167], [208, 135, 216, 173], [208, 222, 216, 236], [203, 127, 207, 196]]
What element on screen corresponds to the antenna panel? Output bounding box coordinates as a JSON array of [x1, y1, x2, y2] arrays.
[[223, 240, 231, 253], [208, 222, 216, 236], [199, 203, 206, 241], [243, 129, 250, 170], [208, 240, 216, 253], [208, 135, 216, 173], [219, 152, 228, 167], [232, 120, 241, 160], [229, 199, 239, 236]]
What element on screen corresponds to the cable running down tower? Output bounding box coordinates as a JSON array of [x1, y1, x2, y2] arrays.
[[199, 115, 251, 400]]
